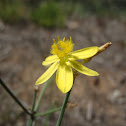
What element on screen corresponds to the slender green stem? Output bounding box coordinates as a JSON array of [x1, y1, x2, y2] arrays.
[[27, 117, 33, 126], [0, 78, 31, 116], [56, 79, 75, 126], [31, 90, 37, 112], [27, 88, 38, 126], [56, 90, 72, 126], [34, 75, 54, 112], [35, 107, 62, 117]]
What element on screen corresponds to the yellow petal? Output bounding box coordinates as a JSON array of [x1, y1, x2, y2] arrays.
[[42, 55, 59, 66], [69, 46, 99, 60], [69, 60, 99, 76], [56, 63, 73, 93], [36, 61, 59, 85]]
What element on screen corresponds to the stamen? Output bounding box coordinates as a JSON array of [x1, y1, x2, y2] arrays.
[[70, 36, 72, 42], [53, 38, 60, 49], [63, 37, 65, 42], [58, 36, 60, 41], [53, 39, 57, 44]]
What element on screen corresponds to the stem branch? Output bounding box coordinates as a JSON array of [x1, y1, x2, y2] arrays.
[[0, 78, 31, 116], [27, 88, 38, 126], [31, 90, 37, 112], [35, 107, 61, 117]]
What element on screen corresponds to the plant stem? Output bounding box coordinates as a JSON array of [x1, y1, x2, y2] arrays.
[[35, 107, 61, 117], [34, 75, 54, 112], [31, 90, 37, 112], [27, 117, 33, 126], [56, 78, 75, 126], [56, 90, 71, 126], [27, 89, 38, 126], [0, 78, 31, 116]]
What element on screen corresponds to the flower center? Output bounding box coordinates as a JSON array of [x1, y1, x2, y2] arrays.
[[51, 37, 74, 62]]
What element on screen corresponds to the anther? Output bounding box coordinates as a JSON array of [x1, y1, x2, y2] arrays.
[[63, 37, 65, 42], [70, 36, 72, 42], [53, 39, 57, 44], [53, 38, 60, 50]]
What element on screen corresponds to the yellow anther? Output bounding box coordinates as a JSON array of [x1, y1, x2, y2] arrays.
[[63, 37, 65, 42], [53, 39, 57, 44], [53, 38, 60, 50], [58, 36, 60, 41], [70, 36, 72, 42]]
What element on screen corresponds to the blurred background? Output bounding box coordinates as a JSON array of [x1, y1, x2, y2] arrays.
[[0, 0, 126, 126]]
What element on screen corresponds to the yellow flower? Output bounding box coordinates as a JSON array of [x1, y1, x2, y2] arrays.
[[35, 37, 99, 93]]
